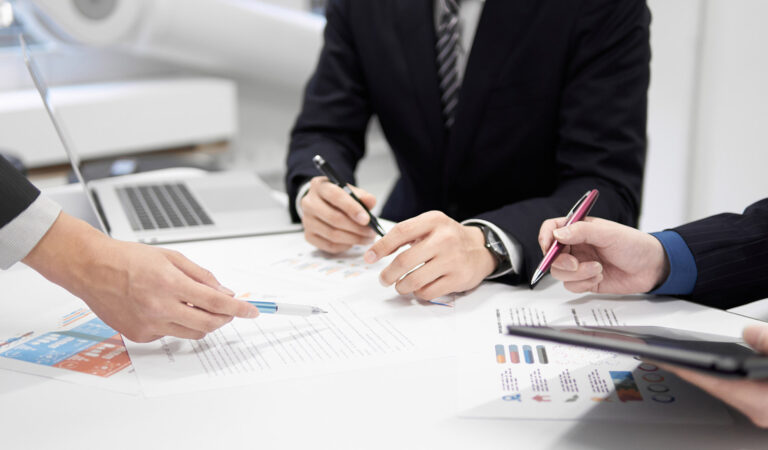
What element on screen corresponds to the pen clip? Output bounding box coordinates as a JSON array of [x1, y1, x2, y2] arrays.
[[565, 191, 591, 221]]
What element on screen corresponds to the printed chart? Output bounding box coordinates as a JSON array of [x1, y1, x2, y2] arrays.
[[455, 291, 733, 424], [268, 246, 385, 284], [495, 343, 549, 365], [0, 308, 137, 393]]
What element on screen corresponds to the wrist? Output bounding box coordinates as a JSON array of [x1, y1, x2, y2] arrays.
[[650, 235, 671, 290], [466, 225, 497, 278], [23, 213, 113, 294]]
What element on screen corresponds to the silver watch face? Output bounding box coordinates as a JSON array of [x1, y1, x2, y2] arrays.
[[484, 228, 507, 257], [489, 239, 506, 256]]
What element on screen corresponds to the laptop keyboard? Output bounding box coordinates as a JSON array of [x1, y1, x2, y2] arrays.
[[116, 183, 214, 231]]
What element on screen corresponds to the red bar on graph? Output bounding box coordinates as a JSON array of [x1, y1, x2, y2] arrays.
[[509, 345, 520, 364]]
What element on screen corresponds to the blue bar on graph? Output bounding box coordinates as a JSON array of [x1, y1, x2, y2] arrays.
[[523, 345, 534, 364]]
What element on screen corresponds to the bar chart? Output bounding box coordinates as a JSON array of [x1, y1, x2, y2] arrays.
[[496, 343, 549, 365]]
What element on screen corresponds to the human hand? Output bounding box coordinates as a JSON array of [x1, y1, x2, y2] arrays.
[[23, 213, 260, 342], [664, 325, 768, 428], [363, 211, 496, 300], [537, 217, 669, 294], [300, 176, 378, 253]]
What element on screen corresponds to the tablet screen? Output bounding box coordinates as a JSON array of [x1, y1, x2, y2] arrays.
[[507, 325, 768, 379]]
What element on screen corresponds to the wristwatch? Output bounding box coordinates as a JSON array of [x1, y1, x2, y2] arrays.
[[470, 224, 512, 277]]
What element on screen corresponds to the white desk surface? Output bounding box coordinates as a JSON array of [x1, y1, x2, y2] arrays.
[[2, 232, 768, 450]]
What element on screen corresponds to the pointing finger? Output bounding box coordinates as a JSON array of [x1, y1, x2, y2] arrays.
[[365, 215, 431, 263]]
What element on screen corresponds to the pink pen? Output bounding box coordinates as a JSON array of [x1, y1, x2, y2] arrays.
[[530, 189, 600, 288]]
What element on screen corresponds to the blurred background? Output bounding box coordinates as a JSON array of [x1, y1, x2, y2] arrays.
[[0, 0, 766, 231]]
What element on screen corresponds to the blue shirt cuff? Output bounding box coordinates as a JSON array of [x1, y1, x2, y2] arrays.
[[649, 230, 697, 296]]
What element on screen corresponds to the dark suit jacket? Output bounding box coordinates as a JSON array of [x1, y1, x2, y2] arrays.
[[286, 0, 650, 284], [674, 199, 768, 308], [0, 156, 39, 228]]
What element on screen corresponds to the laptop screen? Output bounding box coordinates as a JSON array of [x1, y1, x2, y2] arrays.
[[20, 35, 108, 233]]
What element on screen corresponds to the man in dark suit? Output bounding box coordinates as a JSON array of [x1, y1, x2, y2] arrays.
[[0, 157, 260, 342], [537, 198, 768, 427], [286, 0, 650, 300]]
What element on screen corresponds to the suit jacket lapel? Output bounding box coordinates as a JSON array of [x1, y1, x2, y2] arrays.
[[444, 0, 537, 184], [394, 0, 445, 155]]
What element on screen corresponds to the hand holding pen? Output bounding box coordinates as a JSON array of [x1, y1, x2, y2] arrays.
[[297, 155, 382, 254], [530, 189, 600, 288], [313, 155, 385, 236], [537, 213, 672, 295]]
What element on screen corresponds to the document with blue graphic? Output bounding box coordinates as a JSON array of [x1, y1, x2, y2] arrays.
[[454, 283, 737, 423], [0, 270, 138, 394]]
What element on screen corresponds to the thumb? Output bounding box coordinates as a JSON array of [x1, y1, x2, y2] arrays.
[[552, 220, 609, 247], [743, 325, 768, 353], [349, 185, 377, 210]]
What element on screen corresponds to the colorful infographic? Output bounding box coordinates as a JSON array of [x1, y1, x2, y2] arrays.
[[456, 292, 734, 424], [0, 309, 132, 379]]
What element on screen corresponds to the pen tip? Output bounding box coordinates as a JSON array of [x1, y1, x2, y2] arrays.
[[530, 270, 544, 289]]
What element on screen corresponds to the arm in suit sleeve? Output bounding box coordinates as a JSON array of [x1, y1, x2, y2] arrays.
[[474, 0, 650, 284], [0, 157, 61, 269], [285, 0, 373, 222], [670, 199, 768, 308]]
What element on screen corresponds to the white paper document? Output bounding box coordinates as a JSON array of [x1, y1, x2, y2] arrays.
[[127, 296, 452, 396], [125, 237, 455, 396], [454, 284, 737, 424]]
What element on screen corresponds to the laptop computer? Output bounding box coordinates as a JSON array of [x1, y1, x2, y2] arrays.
[[21, 36, 301, 244]]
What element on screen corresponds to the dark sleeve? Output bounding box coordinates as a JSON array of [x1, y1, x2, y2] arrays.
[[0, 156, 40, 228], [284, 0, 372, 222], [672, 199, 768, 309], [475, 0, 650, 284]]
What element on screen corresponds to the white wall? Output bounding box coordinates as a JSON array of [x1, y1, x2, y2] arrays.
[[641, 0, 702, 231], [688, 0, 768, 221], [624, 0, 768, 230]]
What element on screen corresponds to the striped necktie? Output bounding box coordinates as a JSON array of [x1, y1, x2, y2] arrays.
[[436, 0, 461, 128]]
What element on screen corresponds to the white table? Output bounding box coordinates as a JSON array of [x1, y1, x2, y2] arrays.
[[1, 232, 768, 450]]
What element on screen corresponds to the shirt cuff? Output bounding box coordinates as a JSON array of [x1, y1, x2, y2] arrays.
[[295, 181, 312, 220], [0, 195, 62, 270], [649, 230, 697, 296], [462, 219, 522, 279]]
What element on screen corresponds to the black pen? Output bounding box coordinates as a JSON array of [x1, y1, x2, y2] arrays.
[[312, 155, 386, 237]]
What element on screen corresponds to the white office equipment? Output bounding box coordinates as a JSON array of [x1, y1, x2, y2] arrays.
[[23, 37, 300, 244], [0, 78, 237, 167], [17, 0, 324, 88]]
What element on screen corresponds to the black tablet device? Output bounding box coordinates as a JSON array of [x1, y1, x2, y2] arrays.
[[506, 325, 768, 379]]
